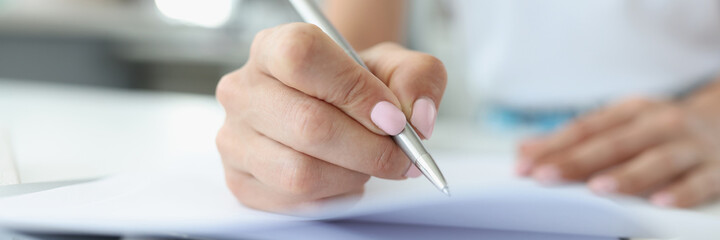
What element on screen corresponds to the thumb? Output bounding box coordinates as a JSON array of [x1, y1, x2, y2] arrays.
[[360, 43, 447, 139]]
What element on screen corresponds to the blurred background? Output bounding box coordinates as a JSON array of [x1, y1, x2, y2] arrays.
[[0, 0, 471, 119]]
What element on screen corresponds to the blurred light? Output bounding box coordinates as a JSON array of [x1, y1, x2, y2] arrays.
[[154, 0, 234, 28]]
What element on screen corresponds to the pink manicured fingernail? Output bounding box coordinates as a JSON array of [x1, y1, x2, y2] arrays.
[[410, 97, 437, 139], [515, 160, 533, 176], [371, 101, 406, 135], [533, 165, 563, 184], [404, 164, 422, 178], [589, 176, 617, 195], [651, 193, 675, 207]]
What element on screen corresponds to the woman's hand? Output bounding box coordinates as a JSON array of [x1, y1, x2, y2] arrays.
[[216, 23, 447, 212], [517, 98, 720, 208]]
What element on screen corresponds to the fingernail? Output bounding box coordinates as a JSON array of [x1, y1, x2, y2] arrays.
[[371, 101, 406, 135], [589, 176, 617, 195], [533, 165, 563, 184], [410, 97, 437, 139], [651, 193, 676, 208], [404, 164, 422, 178], [515, 160, 533, 176]]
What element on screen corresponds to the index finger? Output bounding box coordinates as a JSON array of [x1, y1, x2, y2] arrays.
[[250, 23, 406, 136]]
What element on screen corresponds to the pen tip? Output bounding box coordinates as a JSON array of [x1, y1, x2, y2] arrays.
[[441, 187, 450, 197]]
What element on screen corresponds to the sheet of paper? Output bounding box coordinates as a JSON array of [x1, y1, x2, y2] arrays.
[[238, 220, 619, 240], [308, 152, 720, 239], [0, 151, 717, 239]]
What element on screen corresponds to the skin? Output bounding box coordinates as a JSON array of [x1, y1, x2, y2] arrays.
[[216, 23, 446, 212], [217, 0, 720, 211], [518, 82, 720, 208], [325, 0, 407, 51]]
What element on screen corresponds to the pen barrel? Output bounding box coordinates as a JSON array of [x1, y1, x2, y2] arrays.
[[392, 123, 427, 160], [393, 123, 447, 190]]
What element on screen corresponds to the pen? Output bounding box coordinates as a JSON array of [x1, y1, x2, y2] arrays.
[[289, 0, 449, 196]]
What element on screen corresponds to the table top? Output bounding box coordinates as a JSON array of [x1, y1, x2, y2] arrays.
[[0, 79, 224, 183]]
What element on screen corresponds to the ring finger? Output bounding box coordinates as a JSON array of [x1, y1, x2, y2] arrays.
[[219, 124, 370, 202]]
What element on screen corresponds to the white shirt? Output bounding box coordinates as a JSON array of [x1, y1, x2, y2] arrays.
[[454, 0, 720, 109]]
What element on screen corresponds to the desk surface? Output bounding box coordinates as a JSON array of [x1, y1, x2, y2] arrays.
[[2, 78, 720, 220], [0, 79, 223, 183]]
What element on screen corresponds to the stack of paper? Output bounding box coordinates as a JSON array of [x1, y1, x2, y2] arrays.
[[0, 151, 717, 239]]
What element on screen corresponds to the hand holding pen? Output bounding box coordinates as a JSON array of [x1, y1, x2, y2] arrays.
[[215, 22, 448, 211]]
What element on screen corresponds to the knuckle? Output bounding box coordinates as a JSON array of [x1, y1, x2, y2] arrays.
[[279, 158, 320, 196], [215, 73, 236, 106], [329, 67, 370, 107], [216, 124, 252, 171], [216, 69, 255, 109], [291, 99, 338, 145], [215, 125, 231, 155], [371, 143, 402, 177], [273, 23, 322, 79], [249, 28, 273, 56], [658, 107, 687, 129], [413, 53, 448, 88], [415, 54, 446, 75]]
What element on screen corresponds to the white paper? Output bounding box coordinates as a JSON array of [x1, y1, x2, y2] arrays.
[[0, 151, 717, 239], [237, 221, 619, 240]]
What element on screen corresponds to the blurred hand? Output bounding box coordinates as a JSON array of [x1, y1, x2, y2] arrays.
[[517, 98, 720, 208], [216, 23, 447, 212]]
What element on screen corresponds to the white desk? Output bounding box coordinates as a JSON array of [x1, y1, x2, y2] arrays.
[[0, 79, 223, 183]]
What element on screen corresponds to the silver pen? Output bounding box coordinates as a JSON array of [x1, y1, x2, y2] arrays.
[[289, 0, 449, 196]]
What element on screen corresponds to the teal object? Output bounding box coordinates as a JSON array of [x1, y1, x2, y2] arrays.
[[482, 106, 581, 133]]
